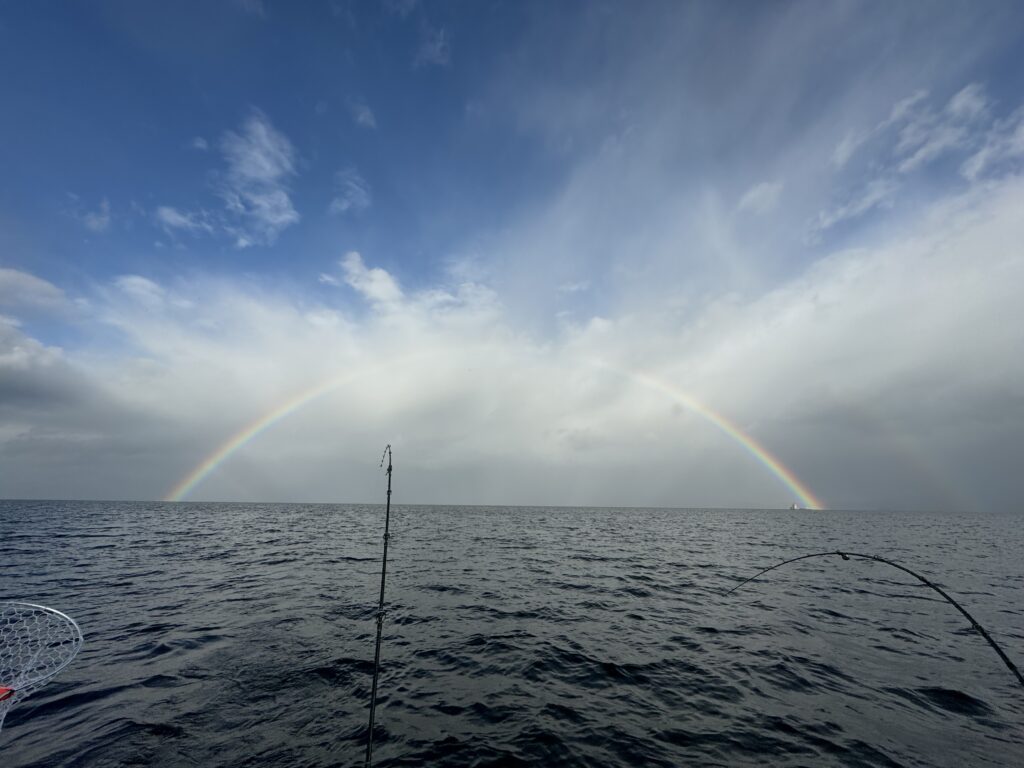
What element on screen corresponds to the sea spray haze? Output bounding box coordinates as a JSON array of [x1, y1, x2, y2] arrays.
[[2, 501, 1024, 767]]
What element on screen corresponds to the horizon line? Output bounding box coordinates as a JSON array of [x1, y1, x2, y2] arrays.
[[0, 496, 978, 514]]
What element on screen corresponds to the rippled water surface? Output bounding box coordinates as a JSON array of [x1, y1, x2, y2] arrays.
[[1, 502, 1023, 766]]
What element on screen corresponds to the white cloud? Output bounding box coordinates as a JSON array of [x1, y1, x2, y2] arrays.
[[328, 168, 372, 215], [219, 110, 300, 247], [114, 275, 165, 307], [0, 268, 68, 312], [157, 113, 300, 248], [737, 181, 783, 215], [191, 137, 209, 151], [349, 101, 377, 129], [5, 171, 1023, 509], [339, 251, 403, 306], [0, 315, 62, 371]]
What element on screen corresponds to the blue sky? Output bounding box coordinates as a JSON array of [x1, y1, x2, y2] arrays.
[[2, 1, 1024, 509]]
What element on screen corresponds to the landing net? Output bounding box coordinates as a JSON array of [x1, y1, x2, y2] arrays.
[[0, 602, 83, 732]]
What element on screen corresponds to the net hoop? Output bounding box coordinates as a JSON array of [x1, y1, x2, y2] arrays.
[[1, 602, 84, 732]]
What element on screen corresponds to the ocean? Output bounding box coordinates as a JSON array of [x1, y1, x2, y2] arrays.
[[1, 501, 1022, 767]]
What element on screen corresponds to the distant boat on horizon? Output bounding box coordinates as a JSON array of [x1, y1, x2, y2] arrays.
[[789, 502, 800, 510]]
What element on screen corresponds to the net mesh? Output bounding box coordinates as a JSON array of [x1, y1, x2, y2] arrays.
[[0, 603, 83, 732]]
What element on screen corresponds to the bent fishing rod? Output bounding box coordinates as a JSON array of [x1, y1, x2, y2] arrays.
[[365, 445, 393, 768], [724, 550, 1024, 689]]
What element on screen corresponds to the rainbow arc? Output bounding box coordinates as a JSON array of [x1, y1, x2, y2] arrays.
[[166, 356, 824, 509]]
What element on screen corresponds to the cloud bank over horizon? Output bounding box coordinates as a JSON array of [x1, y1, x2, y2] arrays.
[[2, 2, 1023, 511]]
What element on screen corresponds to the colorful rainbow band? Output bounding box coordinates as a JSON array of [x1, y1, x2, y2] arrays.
[[167, 356, 824, 509], [600, 365, 824, 509], [165, 362, 400, 501]]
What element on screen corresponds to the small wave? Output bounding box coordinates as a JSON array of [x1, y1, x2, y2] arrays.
[[887, 685, 994, 716]]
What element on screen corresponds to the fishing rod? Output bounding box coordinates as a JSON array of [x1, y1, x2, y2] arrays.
[[724, 550, 1024, 689], [365, 445, 393, 768]]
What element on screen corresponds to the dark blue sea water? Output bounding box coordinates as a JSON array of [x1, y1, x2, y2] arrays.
[[1, 501, 1022, 767]]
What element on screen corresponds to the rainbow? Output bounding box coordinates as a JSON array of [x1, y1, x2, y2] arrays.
[[593, 363, 825, 509], [165, 361, 402, 502], [166, 356, 825, 509]]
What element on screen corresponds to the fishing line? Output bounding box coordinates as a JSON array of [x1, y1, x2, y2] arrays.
[[365, 445, 393, 768], [724, 550, 1024, 689]]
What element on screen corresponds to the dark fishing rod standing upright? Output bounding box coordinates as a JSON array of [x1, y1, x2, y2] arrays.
[[365, 445, 393, 768]]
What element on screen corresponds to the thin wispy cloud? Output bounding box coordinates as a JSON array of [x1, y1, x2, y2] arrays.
[[831, 133, 864, 170], [384, 0, 418, 19], [232, 0, 266, 18], [154, 206, 214, 235], [328, 168, 371, 215], [68, 195, 111, 233], [737, 181, 783, 215], [557, 280, 589, 294], [895, 84, 990, 173], [83, 200, 111, 232], [961, 107, 1024, 180], [414, 24, 450, 67], [832, 84, 991, 176], [831, 90, 929, 169], [815, 84, 1014, 237], [812, 179, 898, 234], [348, 101, 377, 129]]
